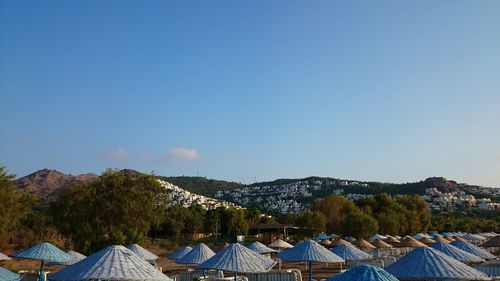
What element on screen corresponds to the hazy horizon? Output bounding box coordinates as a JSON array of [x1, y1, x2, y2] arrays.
[[2, 1, 500, 187]]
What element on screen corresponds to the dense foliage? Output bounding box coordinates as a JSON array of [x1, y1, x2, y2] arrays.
[[50, 169, 168, 254], [160, 176, 242, 197]]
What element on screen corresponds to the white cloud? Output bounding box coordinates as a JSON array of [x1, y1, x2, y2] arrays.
[[100, 148, 130, 162], [162, 148, 200, 164]]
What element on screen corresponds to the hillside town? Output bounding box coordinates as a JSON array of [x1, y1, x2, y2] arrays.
[[158, 179, 241, 210], [424, 188, 500, 211]]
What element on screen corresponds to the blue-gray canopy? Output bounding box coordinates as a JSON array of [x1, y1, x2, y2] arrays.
[[48, 251, 87, 266], [330, 243, 372, 261], [199, 243, 276, 273], [430, 241, 484, 263], [385, 246, 490, 280], [176, 243, 215, 265], [128, 244, 159, 263], [278, 240, 344, 263], [11, 243, 73, 263], [450, 240, 496, 260], [166, 246, 193, 261], [325, 264, 399, 281], [0, 266, 21, 281], [247, 242, 277, 254], [48, 245, 172, 281]]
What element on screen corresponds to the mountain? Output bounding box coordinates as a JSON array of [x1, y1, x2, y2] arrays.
[[16, 169, 97, 201]]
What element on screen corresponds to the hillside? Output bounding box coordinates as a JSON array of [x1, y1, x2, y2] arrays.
[[159, 176, 243, 197]]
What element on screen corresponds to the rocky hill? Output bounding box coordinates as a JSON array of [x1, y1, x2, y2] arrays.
[[16, 169, 97, 201]]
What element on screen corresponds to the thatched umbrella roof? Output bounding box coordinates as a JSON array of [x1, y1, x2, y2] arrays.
[[443, 236, 455, 242], [434, 236, 450, 243], [419, 237, 436, 245], [331, 238, 350, 247], [371, 239, 392, 248], [481, 236, 500, 248], [320, 239, 333, 247], [352, 239, 376, 249], [396, 237, 426, 248], [453, 236, 466, 242], [384, 236, 400, 245]]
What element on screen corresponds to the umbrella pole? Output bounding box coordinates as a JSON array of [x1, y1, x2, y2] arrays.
[[234, 271, 237, 281], [38, 260, 45, 281], [308, 261, 312, 281]]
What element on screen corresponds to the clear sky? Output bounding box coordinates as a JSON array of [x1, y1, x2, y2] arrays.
[[1, 1, 500, 187]]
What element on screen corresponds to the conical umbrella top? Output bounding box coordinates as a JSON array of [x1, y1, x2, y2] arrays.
[[430, 241, 484, 263], [450, 240, 496, 260], [0, 252, 11, 261], [396, 237, 426, 248], [330, 243, 372, 261], [247, 242, 277, 254], [371, 239, 392, 248], [325, 264, 399, 281], [166, 246, 192, 260], [385, 246, 490, 280], [11, 242, 73, 263], [268, 239, 293, 249], [48, 251, 87, 266], [434, 236, 450, 243], [177, 243, 215, 265], [331, 238, 350, 247], [369, 234, 387, 241], [0, 266, 21, 281], [128, 244, 159, 263], [352, 239, 376, 249], [278, 240, 344, 263], [419, 237, 436, 245], [48, 245, 172, 281], [384, 237, 400, 244], [199, 243, 276, 273]]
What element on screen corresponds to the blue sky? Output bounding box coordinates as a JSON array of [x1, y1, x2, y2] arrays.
[[1, 1, 500, 186]]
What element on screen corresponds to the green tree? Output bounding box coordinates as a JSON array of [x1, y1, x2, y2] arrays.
[[295, 210, 326, 236], [313, 195, 356, 233], [225, 208, 249, 237], [50, 169, 168, 254], [341, 210, 378, 238]]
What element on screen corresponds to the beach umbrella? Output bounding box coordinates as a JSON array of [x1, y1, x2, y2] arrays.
[[394, 235, 401, 240], [344, 237, 356, 242], [430, 241, 484, 263], [315, 234, 331, 240], [396, 237, 425, 248], [0, 252, 12, 260], [128, 244, 159, 264], [371, 239, 392, 249], [369, 234, 387, 241], [419, 237, 436, 245], [48, 245, 171, 281], [434, 236, 450, 243], [199, 243, 276, 281], [320, 240, 333, 247], [464, 233, 487, 241], [0, 266, 21, 281], [331, 238, 350, 247], [450, 240, 496, 260], [412, 233, 429, 240], [385, 247, 490, 280], [444, 236, 456, 242], [48, 251, 87, 266], [268, 239, 293, 249], [352, 239, 376, 250], [11, 243, 73, 281], [453, 236, 466, 242], [325, 264, 399, 281], [177, 243, 216, 265], [481, 236, 500, 248], [330, 243, 372, 261], [278, 240, 344, 281], [166, 246, 192, 261], [384, 237, 400, 245], [247, 242, 276, 254]]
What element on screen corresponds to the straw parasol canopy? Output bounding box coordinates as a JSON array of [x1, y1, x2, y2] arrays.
[[331, 238, 350, 247], [412, 233, 429, 240], [199, 243, 276, 281], [268, 239, 293, 249], [481, 236, 500, 248], [384, 237, 400, 245], [434, 236, 450, 243], [430, 241, 484, 263], [278, 240, 345, 281], [166, 246, 192, 261], [0, 252, 12, 261], [48, 251, 87, 266], [0, 266, 21, 281], [396, 237, 425, 248], [450, 240, 496, 260], [325, 264, 399, 281], [177, 243, 215, 265], [330, 243, 372, 261], [320, 240, 333, 247], [247, 242, 277, 254], [369, 234, 387, 241], [419, 237, 436, 245], [352, 239, 376, 250], [371, 239, 392, 249], [385, 247, 490, 280], [48, 245, 172, 281], [453, 236, 466, 242], [11, 242, 73, 281], [443, 236, 455, 242]]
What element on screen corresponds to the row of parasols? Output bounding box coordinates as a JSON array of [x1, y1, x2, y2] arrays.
[[0, 237, 497, 281]]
